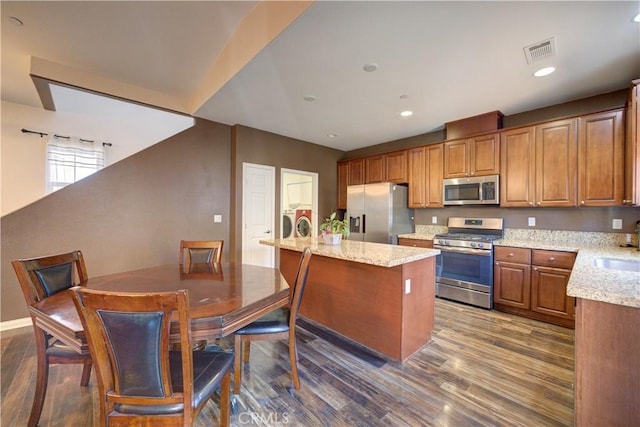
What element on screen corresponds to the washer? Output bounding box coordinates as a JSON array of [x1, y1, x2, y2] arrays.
[[295, 209, 312, 238], [282, 211, 295, 238]]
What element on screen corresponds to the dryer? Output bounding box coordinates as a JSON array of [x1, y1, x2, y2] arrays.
[[295, 209, 312, 238], [282, 211, 295, 239]]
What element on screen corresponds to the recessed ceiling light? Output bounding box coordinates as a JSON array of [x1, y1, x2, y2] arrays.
[[327, 133, 338, 138], [400, 94, 408, 100], [634, 12, 640, 23], [363, 63, 378, 72], [400, 110, 413, 117], [533, 66, 556, 77], [9, 16, 24, 26], [303, 95, 316, 102]]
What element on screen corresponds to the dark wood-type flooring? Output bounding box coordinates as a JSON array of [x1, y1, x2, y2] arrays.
[[1, 299, 574, 426]]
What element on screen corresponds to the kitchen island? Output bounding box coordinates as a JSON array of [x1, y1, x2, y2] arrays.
[[260, 238, 440, 362]]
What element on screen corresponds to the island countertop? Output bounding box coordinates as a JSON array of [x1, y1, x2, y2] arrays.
[[260, 238, 440, 268]]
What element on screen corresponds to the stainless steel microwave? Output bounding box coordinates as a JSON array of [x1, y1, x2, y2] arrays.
[[442, 175, 499, 205]]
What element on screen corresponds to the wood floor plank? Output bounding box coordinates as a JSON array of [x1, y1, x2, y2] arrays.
[[1, 299, 575, 426]]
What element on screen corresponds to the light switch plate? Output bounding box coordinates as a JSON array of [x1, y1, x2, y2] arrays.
[[528, 217, 536, 227], [405, 279, 411, 294], [612, 218, 622, 229], [432, 216, 438, 224], [214, 214, 222, 223]]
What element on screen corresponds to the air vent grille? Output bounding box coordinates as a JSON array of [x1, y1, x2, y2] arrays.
[[523, 37, 556, 64]]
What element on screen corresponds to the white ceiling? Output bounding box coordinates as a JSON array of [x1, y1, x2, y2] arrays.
[[2, 1, 639, 152]]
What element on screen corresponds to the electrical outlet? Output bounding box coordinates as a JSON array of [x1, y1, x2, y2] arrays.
[[612, 218, 622, 229], [528, 217, 536, 227], [404, 279, 411, 294], [214, 214, 222, 223], [431, 216, 437, 224]]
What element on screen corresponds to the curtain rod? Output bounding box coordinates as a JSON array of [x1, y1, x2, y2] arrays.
[[21, 128, 113, 147]]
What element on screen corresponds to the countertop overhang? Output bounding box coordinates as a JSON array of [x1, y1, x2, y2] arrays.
[[260, 238, 439, 268]]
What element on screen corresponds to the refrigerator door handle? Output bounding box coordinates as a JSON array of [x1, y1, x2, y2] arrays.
[[362, 214, 366, 234]]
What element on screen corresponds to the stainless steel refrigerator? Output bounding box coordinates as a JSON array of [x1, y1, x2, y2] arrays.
[[346, 183, 414, 244]]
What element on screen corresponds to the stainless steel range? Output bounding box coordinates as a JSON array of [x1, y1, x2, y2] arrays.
[[434, 217, 503, 309]]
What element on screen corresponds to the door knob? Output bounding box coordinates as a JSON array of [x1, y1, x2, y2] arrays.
[[264, 230, 271, 234]]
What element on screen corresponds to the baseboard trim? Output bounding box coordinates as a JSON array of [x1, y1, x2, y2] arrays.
[[0, 317, 32, 332]]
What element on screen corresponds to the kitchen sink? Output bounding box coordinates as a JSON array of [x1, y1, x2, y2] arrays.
[[593, 257, 640, 272]]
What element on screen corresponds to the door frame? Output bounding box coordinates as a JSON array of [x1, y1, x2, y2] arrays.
[[280, 168, 319, 239]]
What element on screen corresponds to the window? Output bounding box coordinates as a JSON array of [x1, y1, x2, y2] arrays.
[[46, 137, 105, 193]]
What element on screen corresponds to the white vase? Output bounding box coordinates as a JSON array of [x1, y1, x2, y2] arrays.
[[322, 233, 342, 245]]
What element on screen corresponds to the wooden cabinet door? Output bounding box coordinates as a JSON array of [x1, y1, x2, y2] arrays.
[[337, 161, 349, 210], [348, 158, 365, 186], [493, 261, 531, 309], [578, 109, 624, 206], [407, 147, 426, 208], [535, 118, 578, 207], [443, 139, 468, 178], [365, 155, 385, 183], [624, 79, 640, 206], [531, 266, 575, 320], [469, 133, 500, 176], [386, 151, 407, 183], [426, 144, 444, 207], [500, 127, 536, 207]]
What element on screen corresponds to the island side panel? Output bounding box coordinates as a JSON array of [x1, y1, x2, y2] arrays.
[[400, 257, 435, 360], [280, 248, 403, 360]]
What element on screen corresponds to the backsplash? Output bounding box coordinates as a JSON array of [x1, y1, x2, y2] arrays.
[[504, 228, 638, 248], [414, 224, 638, 247]]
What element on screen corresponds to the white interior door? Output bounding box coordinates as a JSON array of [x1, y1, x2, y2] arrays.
[[242, 163, 275, 267]]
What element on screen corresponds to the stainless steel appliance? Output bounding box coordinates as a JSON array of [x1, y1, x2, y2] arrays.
[[346, 183, 414, 244], [434, 217, 504, 309], [442, 174, 499, 205]]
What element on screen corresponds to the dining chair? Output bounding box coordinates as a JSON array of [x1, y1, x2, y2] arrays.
[[179, 240, 223, 265], [72, 288, 233, 426], [11, 250, 93, 427], [233, 247, 312, 394]]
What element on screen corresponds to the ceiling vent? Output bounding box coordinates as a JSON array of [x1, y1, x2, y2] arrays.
[[523, 37, 556, 64]]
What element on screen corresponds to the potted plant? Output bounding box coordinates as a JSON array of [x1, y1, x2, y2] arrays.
[[319, 211, 349, 245]]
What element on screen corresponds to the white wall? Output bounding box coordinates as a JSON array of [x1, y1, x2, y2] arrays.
[[1, 100, 194, 216]]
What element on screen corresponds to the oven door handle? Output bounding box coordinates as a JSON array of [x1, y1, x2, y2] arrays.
[[433, 245, 493, 256]]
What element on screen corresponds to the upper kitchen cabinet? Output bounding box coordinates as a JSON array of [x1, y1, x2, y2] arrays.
[[501, 119, 578, 207], [624, 79, 640, 206], [578, 109, 625, 206], [385, 150, 408, 184], [407, 144, 443, 208], [348, 158, 365, 186], [337, 158, 365, 209], [365, 154, 385, 183], [443, 133, 500, 178], [337, 161, 349, 209]]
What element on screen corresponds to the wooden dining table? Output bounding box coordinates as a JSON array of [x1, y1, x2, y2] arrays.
[[30, 262, 291, 354]]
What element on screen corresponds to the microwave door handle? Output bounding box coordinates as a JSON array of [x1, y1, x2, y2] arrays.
[[479, 183, 484, 201]]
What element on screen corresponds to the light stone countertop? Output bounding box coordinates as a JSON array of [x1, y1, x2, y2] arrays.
[[260, 238, 439, 268]]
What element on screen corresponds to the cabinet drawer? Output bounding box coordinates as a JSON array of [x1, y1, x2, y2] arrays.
[[398, 238, 433, 248], [532, 250, 576, 269], [494, 246, 531, 264]]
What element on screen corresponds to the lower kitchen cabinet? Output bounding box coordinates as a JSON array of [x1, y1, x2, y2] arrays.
[[494, 246, 576, 328], [398, 238, 433, 248]]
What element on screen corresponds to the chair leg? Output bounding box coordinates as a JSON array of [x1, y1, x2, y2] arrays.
[[219, 370, 231, 426], [289, 337, 300, 389], [29, 328, 50, 427], [233, 335, 242, 395], [80, 360, 92, 386], [243, 341, 251, 363]]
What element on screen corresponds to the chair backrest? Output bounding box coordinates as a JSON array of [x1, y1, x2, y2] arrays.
[[12, 250, 88, 305], [179, 240, 223, 264], [288, 247, 312, 327], [72, 288, 196, 424]]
